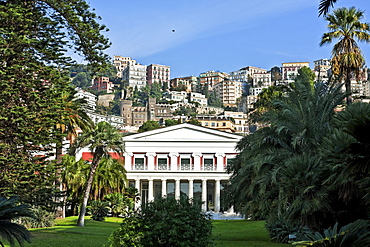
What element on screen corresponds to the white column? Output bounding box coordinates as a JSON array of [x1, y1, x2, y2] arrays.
[[192, 152, 202, 171], [146, 152, 156, 171], [125, 152, 133, 171], [202, 179, 207, 212], [188, 179, 194, 200], [161, 179, 167, 198], [216, 153, 225, 171], [215, 179, 221, 213], [169, 152, 179, 171], [175, 179, 181, 200], [135, 179, 141, 209], [148, 179, 154, 202]]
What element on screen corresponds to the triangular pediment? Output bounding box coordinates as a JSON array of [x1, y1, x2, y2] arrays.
[[123, 123, 242, 142]]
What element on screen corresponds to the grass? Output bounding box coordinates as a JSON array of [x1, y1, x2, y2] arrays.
[[5, 217, 289, 247]]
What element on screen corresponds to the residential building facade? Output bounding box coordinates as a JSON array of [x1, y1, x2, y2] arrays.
[[122, 62, 147, 90], [147, 64, 171, 87]]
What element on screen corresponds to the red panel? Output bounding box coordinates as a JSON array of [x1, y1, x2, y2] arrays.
[[82, 152, 93, 161]]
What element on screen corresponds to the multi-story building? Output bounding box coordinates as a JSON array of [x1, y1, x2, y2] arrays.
[[313, 59, 331, 83], [170, 76, 198, 92], [147, 64, 170, 87], [213, 79, 243, 107], [90, 76, 114, 93], [223, 111, 249, 135], [188, 92, 208, 106], [122, 62, 147, 90], [199, 71, 229, 91], [253, 72, 272, 88], [86, 112, 125, 130], [229, 66, 268, 94], [77, 123, 242, 211], [75, 87, 96, 112], [163, 91, 188, 103], [196, 115, 236, 133], [113, 56, 136, 78], [281, 62, 310, 83]]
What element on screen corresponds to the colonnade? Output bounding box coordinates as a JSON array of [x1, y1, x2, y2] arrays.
[[133, 178, 223, 212]]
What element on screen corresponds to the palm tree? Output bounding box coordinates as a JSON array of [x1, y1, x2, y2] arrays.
[[318, 0, 338, 16], [0, 197, 33, 247], [320, 7, 370, 105], [229, 81, 345, 230], [69, 121, 125, 227], [55, 86, 93, 217]]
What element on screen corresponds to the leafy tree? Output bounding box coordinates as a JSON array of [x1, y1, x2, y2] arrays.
[[149, 82, 162, 100], [72, 72, 92, 89], [208, 91, 223, 108], [0, 0, 110, 206], [0, 197, 34, 247], [138, 121, 160, 133], [69, 122, 125, 227], [320, 7, 370, 104], [165, 119, 180, 127], [270, 66, 282, 83], [295, 66, 315, 86], [174, 106, 197, 117], [187, 118, 202, 126]]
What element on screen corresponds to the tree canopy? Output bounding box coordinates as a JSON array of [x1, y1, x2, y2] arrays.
[[0, 0, 110, 205]]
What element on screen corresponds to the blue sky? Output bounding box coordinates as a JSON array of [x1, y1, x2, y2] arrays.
[[89, 0, 370, 78]]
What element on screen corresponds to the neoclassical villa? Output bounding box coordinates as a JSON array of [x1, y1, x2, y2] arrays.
[[78, 123, 242, 212]]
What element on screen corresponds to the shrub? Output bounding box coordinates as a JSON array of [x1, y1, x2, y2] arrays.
[[265, 215, 308, 243], [293, 220, 370, 247], [107, 197, 214, 247], [88, 200, 109, 221], [15, 206, 55, 229]]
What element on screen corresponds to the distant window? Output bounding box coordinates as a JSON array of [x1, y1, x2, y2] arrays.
[[181, 158, 191, 170], [158, 158, 168, 170], [204, 158, 213, 171], [135, 158, 145, 170]]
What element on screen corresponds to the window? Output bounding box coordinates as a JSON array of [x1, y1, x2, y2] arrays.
[[135, 158, 145, 170], [157, 158, 168, 170], [181, 158, 191, 170], [204, 158, 213, 171]]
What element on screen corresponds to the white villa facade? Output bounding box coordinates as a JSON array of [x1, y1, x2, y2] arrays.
[[116, 123, 241, 212], [78, 124, 242, 212]]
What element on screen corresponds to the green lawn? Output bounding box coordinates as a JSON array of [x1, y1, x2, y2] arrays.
[[5, 217, 289, 247]]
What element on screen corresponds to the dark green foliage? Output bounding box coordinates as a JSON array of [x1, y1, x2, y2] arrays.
[[174, 106, 197, 117], [104, 193, 131, 217], [164, 119, 180, 127], [15, 206, 55, 229], [229, 81, 347, 232], [0, 0, 110, 206], [208, 91, 223, 108], [293, 220, 370, 247], [107, 197, 214, 247], [266, 215, 310, 244], [138, 121, 160, 133], [107, 210, 146, 247], [187, 118, 202, 126], [88, 201, 110, 221], [0, 197, 34, 247]]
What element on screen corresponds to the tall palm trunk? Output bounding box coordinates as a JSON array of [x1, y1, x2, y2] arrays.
[[77, 146, 103, 227], [55, 140, 64, 218], [345, 68, 353, 105]]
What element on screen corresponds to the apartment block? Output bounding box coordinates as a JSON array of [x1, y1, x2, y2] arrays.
[[122, 62, 147, 90], [213, 79, 243, 107], [281, 62, 310, 83], [147, 64, 170, 87], [199, 71, 229, 91], [113, 56, 136, 78], [90, 76, 114, 93]]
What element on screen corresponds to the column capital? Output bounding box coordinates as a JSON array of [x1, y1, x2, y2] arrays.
[[192, 152, 202, 157], [215, 152, 225, 157], [188, 178, 194, 182], [126, 152, 134, 156], [161, 178, 167, 181], [146, 152, 156, 157], [214, 178, 221, 181], [169, 152, 179, 157]]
